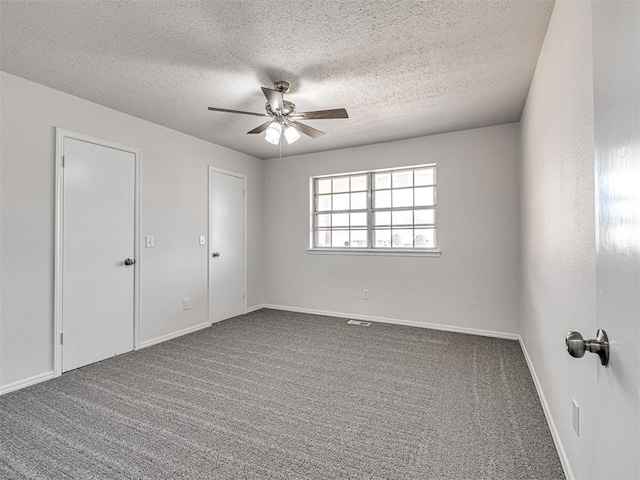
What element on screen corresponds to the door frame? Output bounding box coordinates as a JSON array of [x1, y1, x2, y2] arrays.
[[207, 166, 248, 324], [53, 128, 141, 376]]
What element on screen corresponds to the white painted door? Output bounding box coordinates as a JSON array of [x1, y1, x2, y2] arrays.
[[62, 137, 136, 372], [592, 2, 639, 478], [209, 169, 245, 323]]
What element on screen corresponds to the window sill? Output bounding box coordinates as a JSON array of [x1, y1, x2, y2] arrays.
[[307, 248, 442, 257]]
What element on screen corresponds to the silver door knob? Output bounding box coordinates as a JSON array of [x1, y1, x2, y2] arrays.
[[566, 329, 609, 366], [124, 258, 136, 266], [212, 252, 221, 258]]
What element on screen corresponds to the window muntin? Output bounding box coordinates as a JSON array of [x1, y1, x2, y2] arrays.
[[312, 165, 436, 250]]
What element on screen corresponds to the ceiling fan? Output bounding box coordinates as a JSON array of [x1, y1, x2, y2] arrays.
[[208, 80, 349, 145]]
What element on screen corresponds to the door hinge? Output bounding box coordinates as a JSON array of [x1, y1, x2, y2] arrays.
[[242, 290, 246, 299], [61, 155, 65, 168], [60, 332, 64, 344], [243, 189, 245, 198]]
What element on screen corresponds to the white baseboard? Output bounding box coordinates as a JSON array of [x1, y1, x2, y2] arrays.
[[519, 338, 572, 480], [0, 371, 56, 396], [245, 304, 265, 313], [138, 322, 211, 349], [261, 304, 520, 340], [1, 322, 212, 396]]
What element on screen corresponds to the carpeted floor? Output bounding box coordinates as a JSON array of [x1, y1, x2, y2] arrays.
[[0, 309, 564, 479]]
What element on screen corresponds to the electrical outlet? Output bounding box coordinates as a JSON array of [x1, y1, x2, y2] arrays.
[[572, 399, 580, 436], [363, 289, 370, 300], [183, 298, 191, 310]]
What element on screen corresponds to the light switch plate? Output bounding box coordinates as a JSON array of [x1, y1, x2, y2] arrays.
[[199, 235, 205, 246], [145, 235, 154, 248]]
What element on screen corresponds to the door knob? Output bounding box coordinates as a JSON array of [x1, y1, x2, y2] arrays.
[[124, 258, 136, 266], [566, 329, 609, 366], [212, 252, 221, 258]]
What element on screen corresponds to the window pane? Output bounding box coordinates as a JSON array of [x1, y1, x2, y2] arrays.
[[415, 186, 436, 206], [414, 209, 435, 225], [392, 188, 413, 208], [315, 230, 331, 247], [392, 210, 413, 226], [332, 230, 350, 247], [316, 214, 331, 227], [374, 173, 391, 190], [351, 212, 367, 227], [333, 177, 350, 193], [333, 193, 349, 210], [374, 190, 391, 208], [392, 229, 414, 248], [351, 192, 367, 210], [351, 175, 367, 191], [393, 170, 413, 188], [350, 230, 367, 247], [332, 213, 349, 227], [317, 194, 331, 211], [414, 229, 435, 248], [317, 178, 332, 194], [374, 211, 391, 226], [415, 168, 435, 186], [374, 229, 391, 248]]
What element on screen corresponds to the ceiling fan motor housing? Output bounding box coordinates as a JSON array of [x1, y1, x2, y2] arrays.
[[266, 100, 296, 118]]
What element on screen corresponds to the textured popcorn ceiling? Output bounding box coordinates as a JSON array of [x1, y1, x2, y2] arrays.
[[0, 0, 554, 159]]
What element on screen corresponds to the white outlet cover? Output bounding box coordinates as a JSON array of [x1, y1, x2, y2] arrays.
[[145, 235, 154, 248], [183, 298, 191, 310]]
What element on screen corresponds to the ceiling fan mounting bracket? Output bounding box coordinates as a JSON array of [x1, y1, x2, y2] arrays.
[[273, 80, 290, 93]]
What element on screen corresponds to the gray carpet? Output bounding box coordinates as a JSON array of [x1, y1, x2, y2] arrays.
[[0, 309, 564, 479]]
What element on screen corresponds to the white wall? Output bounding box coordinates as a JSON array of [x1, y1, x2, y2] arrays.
[[519, 1, 597, 478], [0, 72, 264, 389], [263, 124, 520, 336]]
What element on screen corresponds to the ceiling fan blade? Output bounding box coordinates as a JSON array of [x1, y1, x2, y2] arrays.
[[261, 87, 284, 112], [290, 108, 349, 120], [247, 121, 272, 134], [208, 107, 269, 117], [290, 120, 324, 139]]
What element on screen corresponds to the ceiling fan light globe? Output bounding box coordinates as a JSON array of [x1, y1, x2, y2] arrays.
[[284, 125, 301, 144], [265, 122, 282, 145], [265, 132, 280, 145]]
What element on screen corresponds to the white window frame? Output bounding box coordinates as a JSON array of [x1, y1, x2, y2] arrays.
[[308, 164, 441, 257]]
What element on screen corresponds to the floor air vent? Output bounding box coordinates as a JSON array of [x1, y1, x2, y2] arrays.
[[347, 320, 371, 327]]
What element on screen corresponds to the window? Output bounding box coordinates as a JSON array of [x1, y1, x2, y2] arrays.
[[311, 164, 437, 252]]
